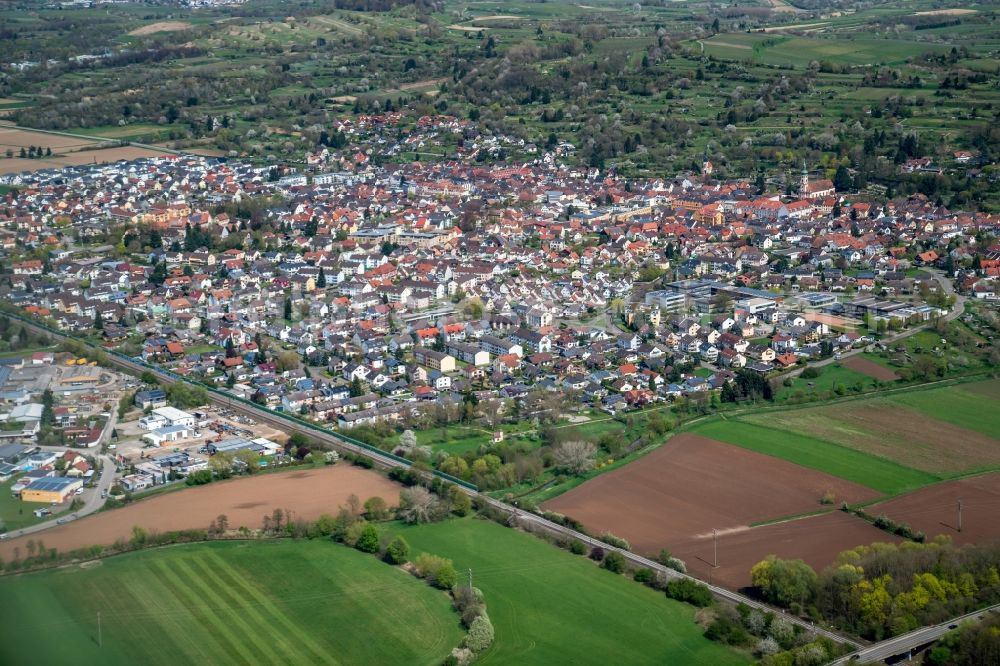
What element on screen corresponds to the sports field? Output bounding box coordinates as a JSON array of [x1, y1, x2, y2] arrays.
[[0, 540, 463, 666], [398, 518, 748, 665]]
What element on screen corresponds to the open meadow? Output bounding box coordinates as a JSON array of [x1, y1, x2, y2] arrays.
[[398, 517, 748, 665], [0, 540, 464, 666]]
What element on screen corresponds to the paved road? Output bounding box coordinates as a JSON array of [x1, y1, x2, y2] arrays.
[[8, 314, 857, 647], [830, 603, 1000, 665], [3, 405, 120, 539], [784, 268, 964, 378]]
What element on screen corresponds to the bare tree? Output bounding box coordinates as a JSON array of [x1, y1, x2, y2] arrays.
[[553, 440, 597, 475], [398, 486, 439, 524], [478, 397, 503, 429], [399, 429, 418, 451]]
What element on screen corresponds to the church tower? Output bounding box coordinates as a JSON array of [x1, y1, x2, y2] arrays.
[[702, 147, 713, 176], [799, 160, 809, 196]]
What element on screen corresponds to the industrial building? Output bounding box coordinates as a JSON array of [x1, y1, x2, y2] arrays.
[[139, 406, 195, 430], [20, 476, 83, 503], [142, 425, 196, 446]]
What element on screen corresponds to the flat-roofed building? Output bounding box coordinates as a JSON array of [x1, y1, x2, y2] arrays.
[[20, 476, 82, 503]]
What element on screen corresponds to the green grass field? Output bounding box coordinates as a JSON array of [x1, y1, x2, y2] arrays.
[[398, 518, 748, 666], [690, 419, 938, 496], [774, 363, 875, 403], [886, 380, 1000, 439], [0, 540, 464, 666], [0, 477, 59, 531], [701, 33, 950, 67]]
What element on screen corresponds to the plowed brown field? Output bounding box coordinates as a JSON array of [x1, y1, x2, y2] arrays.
[[672, 511, 900, 590], [542, 434, 880, 556], [0, 465, 399, 561], [865, 472, 1000, 546], [841, 355, 899, 381]]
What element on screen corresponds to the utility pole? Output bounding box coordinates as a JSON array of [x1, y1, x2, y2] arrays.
[[713, 528, 718, 569], [98, 611, 102, 648], [958, 499, 963, 533], [468, 568, 473, 589]]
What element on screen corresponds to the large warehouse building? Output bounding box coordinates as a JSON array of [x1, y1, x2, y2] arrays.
[[20, 477, 83, 503]]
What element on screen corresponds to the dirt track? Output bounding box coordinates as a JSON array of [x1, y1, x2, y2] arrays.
[[841, 356, 899, 381], [542, 434, 880, 556], [672, 511, 899, 590], [866, 472, 1000, 546], [0, 465, 399, 561]]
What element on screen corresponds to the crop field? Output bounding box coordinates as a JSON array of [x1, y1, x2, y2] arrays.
[[542, 433, 879, 556], [888, 379, 1000, 438], [398, 518, 748, 665], [0, 540, 463, 666], [737, 385, 1000, 475], [670, 511, 901, 591], [840, 356, 900, 382], [0, 126, 172, 175], [0, 465, 399, 563], [699, 33, 950, 67], [689, 419, 938, 495], [865, 472, 1000, 547]]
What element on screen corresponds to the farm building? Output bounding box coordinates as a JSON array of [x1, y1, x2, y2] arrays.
[[20, 476, 82, 503]]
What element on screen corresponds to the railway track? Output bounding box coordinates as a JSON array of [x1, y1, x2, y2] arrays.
[[9, 312, 854, 646]]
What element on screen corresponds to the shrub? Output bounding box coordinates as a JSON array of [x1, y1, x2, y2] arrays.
[[820, 491, 836, 505], [569, 540, 587, 555], [355, 523, 380, 553], [665, 578, 713, 607], [873, 513, 893, 529], [342, 520, 367, 547], [633, 568, 655, 584], [894, 522, 913, 539], [589, 546, 605, 561], [453, 585, 486, 627], [464, 614, 495, 654], [352, 455, 374, 469], [435, 561, 458, 590], [600, 532, 631, 550], [602, 551, 626, 573], [705, 614, 752, 646], [414, 552, 458, 589], [364, 496, 389, 521], [185, 469, 213, 486], [384, 535, 410, 564], [800, 367, 821, 379]]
